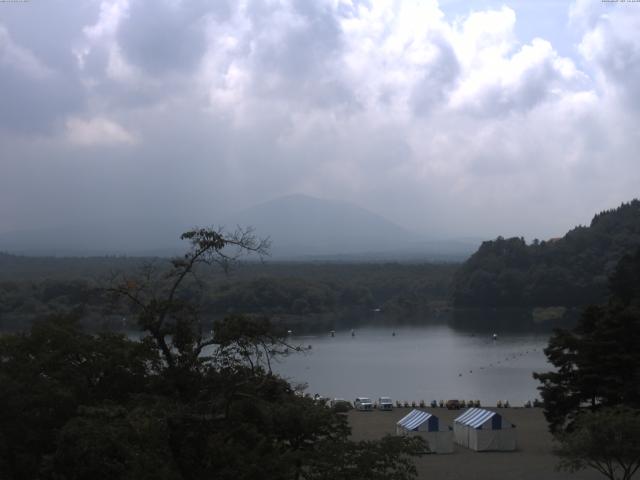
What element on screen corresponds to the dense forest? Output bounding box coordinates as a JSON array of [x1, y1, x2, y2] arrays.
[[0, 228, 425, 480], [0, 255, 456, 332], [453, 200, 640, 308], [534, 246, 640, 432], [4, 199, 640, 331], [531, 246, 640, 480]]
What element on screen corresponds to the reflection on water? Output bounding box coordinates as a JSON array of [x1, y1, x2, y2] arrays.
[[273, 324, 552, 405]]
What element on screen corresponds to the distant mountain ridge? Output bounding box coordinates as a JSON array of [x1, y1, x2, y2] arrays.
[[0, 194, 478, 260], [222, 194, 420, 257], [452, 199, 640, 307]]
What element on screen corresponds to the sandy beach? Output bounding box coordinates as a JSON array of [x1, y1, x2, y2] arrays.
[[348, 407, 602, 480]]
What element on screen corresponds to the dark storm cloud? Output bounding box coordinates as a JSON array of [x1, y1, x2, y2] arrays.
[[248, 0, 342, 78], [242, 0, 354, 110], [0, 105, 234, 233], [0, 1, 96, 72], [0, 1, 90, 133], [1, 0, 640, 244], [117, 0, 230, 76], [0, 53, 83, 133]]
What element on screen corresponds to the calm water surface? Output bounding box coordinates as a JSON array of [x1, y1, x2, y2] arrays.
[[273, 325, 551, 405]]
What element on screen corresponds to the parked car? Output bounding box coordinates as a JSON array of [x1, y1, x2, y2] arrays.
[[378, 397, 393, 411], [354, 397, 373, 411], [445, 399, 461, 410]]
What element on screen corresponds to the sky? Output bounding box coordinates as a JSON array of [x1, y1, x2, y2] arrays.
[[1, 0, 640, 241]]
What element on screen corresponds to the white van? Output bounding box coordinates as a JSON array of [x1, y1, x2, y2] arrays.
[[378, 397, 393, 410], [354, 397, 373, 411]]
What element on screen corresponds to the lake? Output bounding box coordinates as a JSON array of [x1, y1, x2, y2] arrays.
[[273, 324, 551, 406]]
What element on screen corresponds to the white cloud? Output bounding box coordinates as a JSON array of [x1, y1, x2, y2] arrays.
[[84, 0, 129, 42], [2, 0, 640, 239], [569, 0, 601, 30], [0, 24, 51, 78], [576, 4, 640, 106], [449, 8, 586, 115], [74, 0, 141, 84], [66, 116, 136, 146]]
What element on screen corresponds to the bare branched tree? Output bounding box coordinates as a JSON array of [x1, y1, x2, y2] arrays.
[[107, 226, 271, 371]]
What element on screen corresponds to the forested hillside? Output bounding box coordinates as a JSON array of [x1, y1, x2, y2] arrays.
[[453, 200, 640, 307], [0, 256, 456, 332]]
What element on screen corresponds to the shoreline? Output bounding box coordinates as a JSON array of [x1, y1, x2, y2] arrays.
[[347, 407, 601, 480]]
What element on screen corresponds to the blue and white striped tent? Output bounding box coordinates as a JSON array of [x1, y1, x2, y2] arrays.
[[397, 409, 439, 432], [396, 410, 453, 454], [455, 408, 503, 429], [453, 408, 516, 451]]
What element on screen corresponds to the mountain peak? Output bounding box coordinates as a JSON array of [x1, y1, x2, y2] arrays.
[[224, 195, 417, 257]]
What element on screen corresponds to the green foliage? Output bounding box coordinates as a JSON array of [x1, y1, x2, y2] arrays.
[[0, 228, 424, 480], [534, 248, 640, 433], [0, 258, 456, 332], [331, 401, 352, 413], [0, 316, 159, 479], [305, 435, 425, 480], [0, 315, 423, 480], [50, 404, 179, 480], [556, 406, 640, 480], [454, 200, 640, 307]]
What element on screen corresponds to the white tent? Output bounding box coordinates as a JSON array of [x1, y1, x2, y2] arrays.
[[453, 408, 517, 451], [396, 409, 453, 454]]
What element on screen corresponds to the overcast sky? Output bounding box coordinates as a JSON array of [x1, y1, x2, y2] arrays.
[[2, 0, 640, 241]]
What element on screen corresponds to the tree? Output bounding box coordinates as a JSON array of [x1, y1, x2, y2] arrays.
[[453, 200, 640, 308], [533, 249, 640, 433], [0, 315, 159, 479], [49, 404, 179, 480], [107, 227, 271, 376], [0, 227, 425, 480], [305, 435, 426, 480], [556, 406, 640, 480]]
